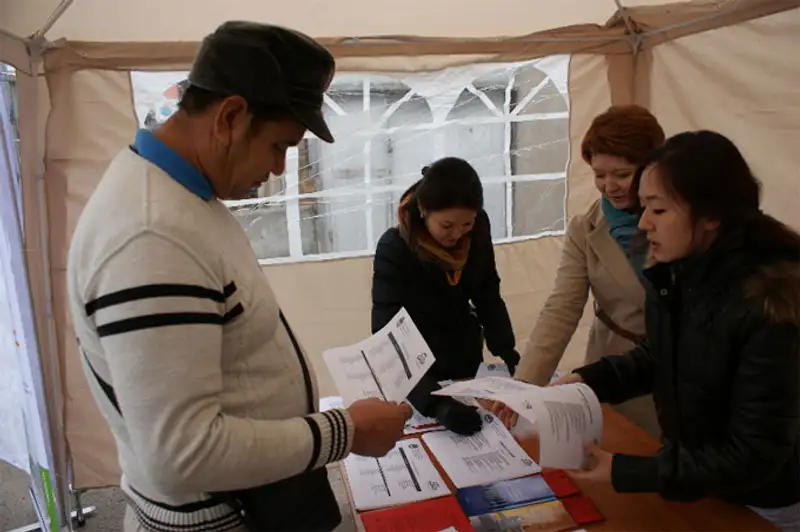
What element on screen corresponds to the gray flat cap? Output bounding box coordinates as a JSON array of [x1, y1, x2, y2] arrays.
[[188, 21, 336, 142]]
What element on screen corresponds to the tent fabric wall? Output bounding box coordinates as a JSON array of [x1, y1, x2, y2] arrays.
[[1, 0, 798, 495], [649, 7, 800, 230], [44, 68, 138, 489]]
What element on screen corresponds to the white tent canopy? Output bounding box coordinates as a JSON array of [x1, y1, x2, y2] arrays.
[[1, 0, 798, 509], [0, 0, 715, 41]]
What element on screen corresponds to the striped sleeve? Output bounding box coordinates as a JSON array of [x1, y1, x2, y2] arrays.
[[82, 230, 350, 494], [303, 409, 355, 467]]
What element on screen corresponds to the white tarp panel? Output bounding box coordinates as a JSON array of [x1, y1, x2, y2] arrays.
[[649, 8, 800, 230]]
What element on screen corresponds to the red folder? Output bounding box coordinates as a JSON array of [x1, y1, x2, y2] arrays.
[[360, 496, 474, 532], [541, 470, 581, 498]]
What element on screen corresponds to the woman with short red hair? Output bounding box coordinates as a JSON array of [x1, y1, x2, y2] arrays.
[[511, 105, 665, 436]]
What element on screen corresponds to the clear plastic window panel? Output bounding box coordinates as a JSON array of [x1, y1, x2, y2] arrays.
[[129, 56, 570, 262]]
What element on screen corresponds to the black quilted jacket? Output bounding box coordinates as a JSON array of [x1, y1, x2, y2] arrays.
[[370, 210, 519, 416], [577, 229, 800, 509]]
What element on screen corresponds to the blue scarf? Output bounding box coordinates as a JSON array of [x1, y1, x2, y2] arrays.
[[601, 196, 645, 276]]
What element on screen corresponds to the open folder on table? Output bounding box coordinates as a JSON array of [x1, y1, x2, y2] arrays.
[[432, 377, 603, 470], [322, 308, 436, 406]]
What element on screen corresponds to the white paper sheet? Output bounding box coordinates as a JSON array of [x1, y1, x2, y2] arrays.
[[404, 407, 444, 435], [432, 380, 603, 470], [475, 362, 511, 379], [343, 438, 449, 511], [323, 308, 436, 406], [319, 395, 345, 412], [422, 413, 540, 488], [0, 267, 29, 472], [522, 383, 603, 469], [432, 376, 537, 400]]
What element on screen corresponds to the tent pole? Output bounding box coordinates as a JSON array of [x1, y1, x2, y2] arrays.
[[32, 0, 74, 41], [24, 42, 72, 531]]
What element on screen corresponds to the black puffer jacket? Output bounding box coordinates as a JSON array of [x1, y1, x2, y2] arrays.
[[371, 211, 519, 416], [577, 230, 800, 508]]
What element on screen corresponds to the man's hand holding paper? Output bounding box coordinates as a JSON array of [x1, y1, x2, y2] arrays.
[[348, 398, 413, 457]]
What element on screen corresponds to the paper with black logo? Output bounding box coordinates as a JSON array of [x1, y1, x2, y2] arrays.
[[323, 308, 435, 406], [343, 438, 449, 511]]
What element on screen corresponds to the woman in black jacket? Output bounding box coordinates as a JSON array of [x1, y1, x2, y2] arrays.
[[371, 157, 520, 436], [559, 131, 800, 530]]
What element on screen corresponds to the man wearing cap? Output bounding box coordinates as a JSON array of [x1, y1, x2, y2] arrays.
[[67, 22, 412, 532]]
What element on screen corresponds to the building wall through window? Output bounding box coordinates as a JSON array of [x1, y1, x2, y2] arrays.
[[130, 56, 572, 263]]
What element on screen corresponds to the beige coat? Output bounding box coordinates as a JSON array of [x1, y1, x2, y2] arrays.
[[517, 199, 660, 437]]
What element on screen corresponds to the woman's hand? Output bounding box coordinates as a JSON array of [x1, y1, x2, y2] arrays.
[[549, 372, 584, 387], [568, 443, 613, 483]]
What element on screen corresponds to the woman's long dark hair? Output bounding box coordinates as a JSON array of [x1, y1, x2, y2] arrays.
[[401, 157, 484, 239], [634, 130, 800, 262]]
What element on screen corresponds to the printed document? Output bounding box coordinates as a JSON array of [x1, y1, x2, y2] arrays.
[[434, 378, 603, 469], [422, 413, 540, 488], [343, 438, 449, 511], [323, 308, 435, 406], [432, 376, 536, 399], [476, 362, 511, 379], [404, 407, 444, 435]]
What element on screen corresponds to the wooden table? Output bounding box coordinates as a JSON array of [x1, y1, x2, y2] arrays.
[[528, 406, 775, 531], [345, 405, 775, 531]]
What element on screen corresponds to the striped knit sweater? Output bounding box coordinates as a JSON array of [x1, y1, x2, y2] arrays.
[[67, 141, 355, 532]]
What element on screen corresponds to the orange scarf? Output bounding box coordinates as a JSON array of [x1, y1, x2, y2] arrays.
[[397, 194, 471, 286]]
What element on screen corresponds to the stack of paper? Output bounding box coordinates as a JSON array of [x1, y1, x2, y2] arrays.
[[422, 414, 540, 488], [343, 438, 449, 511], [323, 308, 436, 406], [433, 378, 603, 470]]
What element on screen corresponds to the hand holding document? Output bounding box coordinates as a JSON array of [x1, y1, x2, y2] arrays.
[[323, 308, 435, 406], [433, 378, 603, 470], [321, 395, 442, 435]]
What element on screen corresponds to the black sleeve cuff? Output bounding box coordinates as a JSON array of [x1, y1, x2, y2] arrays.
[[496, 350, 521, 370], [573, 359, 615, 402], [611, 453, 660, 493]]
